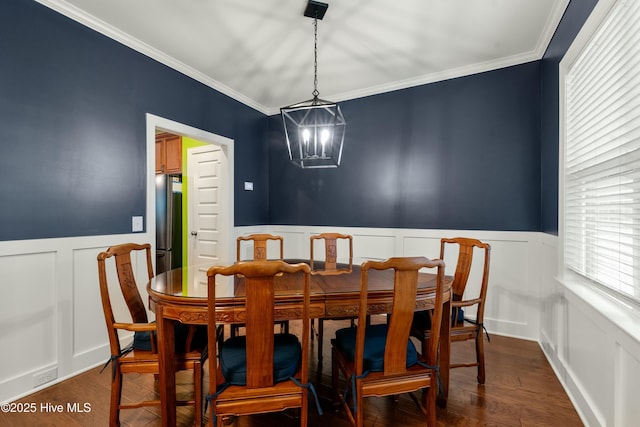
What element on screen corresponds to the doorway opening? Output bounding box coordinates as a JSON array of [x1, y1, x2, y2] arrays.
[[146, 114, 234, 277]]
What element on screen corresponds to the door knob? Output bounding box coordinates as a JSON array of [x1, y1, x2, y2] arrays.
[[191, 231, 198, 236]]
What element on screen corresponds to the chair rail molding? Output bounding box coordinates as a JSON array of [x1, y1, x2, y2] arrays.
[[3, 226, 639, 427], [0, 232, 153, 404]]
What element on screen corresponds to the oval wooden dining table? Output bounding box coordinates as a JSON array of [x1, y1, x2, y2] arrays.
[[147, 260, 452, 427]]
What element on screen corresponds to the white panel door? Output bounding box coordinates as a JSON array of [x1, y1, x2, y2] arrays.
[[187, 145, 228, 286]]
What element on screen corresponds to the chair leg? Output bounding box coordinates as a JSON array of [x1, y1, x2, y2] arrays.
[[301, 389, 309, 427], [421, 335, 430, 360], [194, 360, 203, 427], [214, 325, 223, 355], [476, 331, 486, 384], [331, 347, 340, 409], [186, 325, 196, 352], [425, 382, 436, 427], [317, 319, 324, 362], [355, 383, 364, 427], [110, 368, 122, 427]]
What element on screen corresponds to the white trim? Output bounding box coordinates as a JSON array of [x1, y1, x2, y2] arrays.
[[4, 226, 639, 427], [238, 225, 542, 340], [560, 0, 619, 70], [559, 272, 640, 346], [34, 0, 269, 114], [35, 0, 569, 117], [555, 5, 640, 423], [326, 0, 570, 114], [559, 0, 640, 306], [146, 114, 235, 267], [540, 234, 640, 427]]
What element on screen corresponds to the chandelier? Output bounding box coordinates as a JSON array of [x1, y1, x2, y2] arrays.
[[280, 0, 346, 169]]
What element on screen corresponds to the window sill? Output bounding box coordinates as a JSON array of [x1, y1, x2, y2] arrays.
[[558, 271, 640, 346]]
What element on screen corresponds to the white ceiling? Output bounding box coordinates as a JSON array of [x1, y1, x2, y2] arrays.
[[38, 0, 569, 115]]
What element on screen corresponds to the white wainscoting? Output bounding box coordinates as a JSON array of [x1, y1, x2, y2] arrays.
[[539, 234, 640, 427], [0, 233, 155, 404], [256, 226, 542, 340], [4, 226, 637, 427], [0, 227, 540, 403]]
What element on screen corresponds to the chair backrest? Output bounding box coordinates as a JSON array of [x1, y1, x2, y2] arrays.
[[236, 234, 284, 261], [207, 260, 311, 388], [97, 243, 155, 355], [357, 256, 445, 374], [441, 237, 491, 323], [309, 233, 353, 274]]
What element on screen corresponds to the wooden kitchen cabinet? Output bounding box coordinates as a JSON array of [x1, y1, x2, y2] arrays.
[[155, 133, 182, 174]]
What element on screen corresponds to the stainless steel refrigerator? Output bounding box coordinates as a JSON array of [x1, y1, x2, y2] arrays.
[[156, 174, 182, 274]]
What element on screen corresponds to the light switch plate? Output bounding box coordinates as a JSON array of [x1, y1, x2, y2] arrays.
[[244, 181, 254, 191], [132, 216, 144, 232]]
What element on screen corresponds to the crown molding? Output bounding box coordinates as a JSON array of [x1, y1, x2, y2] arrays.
[[34, 0, 271, 115], [35, 0, 569, 118], [264, 0, 570, 115]]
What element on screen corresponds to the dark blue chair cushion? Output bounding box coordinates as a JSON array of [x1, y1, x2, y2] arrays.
[[453, 307, 465, 324], [219, 333, 301, 385], [133, 322, 207, 352], [412, 308, 465, 331], [334, 324, 418, 372], [133, 329, 155, 351]]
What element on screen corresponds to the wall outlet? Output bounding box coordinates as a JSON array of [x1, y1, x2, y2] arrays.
[[132, 216, 144, 232], [244, 181, 254, 191], [33, 367, 58, 388]]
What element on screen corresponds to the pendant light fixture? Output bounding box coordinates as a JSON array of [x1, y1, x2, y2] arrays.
[[281, 0, 346, 169]]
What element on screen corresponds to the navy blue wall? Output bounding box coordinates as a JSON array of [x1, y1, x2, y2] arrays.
[[540, 0, 598, 234], [269, 0, 598, 233], [269, 63, 542, 231], [0, 0, 268, 241], [1, 0, 597, 240]]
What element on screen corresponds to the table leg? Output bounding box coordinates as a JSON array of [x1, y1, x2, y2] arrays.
[[437, 294, 451, 407], [157, 305, 177, 427]]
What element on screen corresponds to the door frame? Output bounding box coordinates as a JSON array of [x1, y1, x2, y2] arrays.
[[146, 113, 234, 273]]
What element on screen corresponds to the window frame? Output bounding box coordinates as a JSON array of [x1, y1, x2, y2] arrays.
[[559, 0, 640, 307]]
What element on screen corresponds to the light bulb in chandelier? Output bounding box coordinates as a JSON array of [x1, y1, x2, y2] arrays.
[[302, 128, 311, 144]]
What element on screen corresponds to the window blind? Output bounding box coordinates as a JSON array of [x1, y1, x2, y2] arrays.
[[564, 0, 640, 301]]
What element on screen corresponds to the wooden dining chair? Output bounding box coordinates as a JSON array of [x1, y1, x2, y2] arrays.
[[309, 232, 353, 361], [236, 233, 284, 262], [205, 260, 315, 427], [310, 232, 353, 274], [233, 233, 288, 337], [331, 256, 446, 427], [411, 237, 491, 384], [97, 243, 204, 427]]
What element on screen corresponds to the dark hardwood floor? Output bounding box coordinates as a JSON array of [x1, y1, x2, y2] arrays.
[[1, 318, 583, 426]]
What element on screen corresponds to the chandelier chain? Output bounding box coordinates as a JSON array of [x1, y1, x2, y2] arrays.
[[312, 16, 319, 99]]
